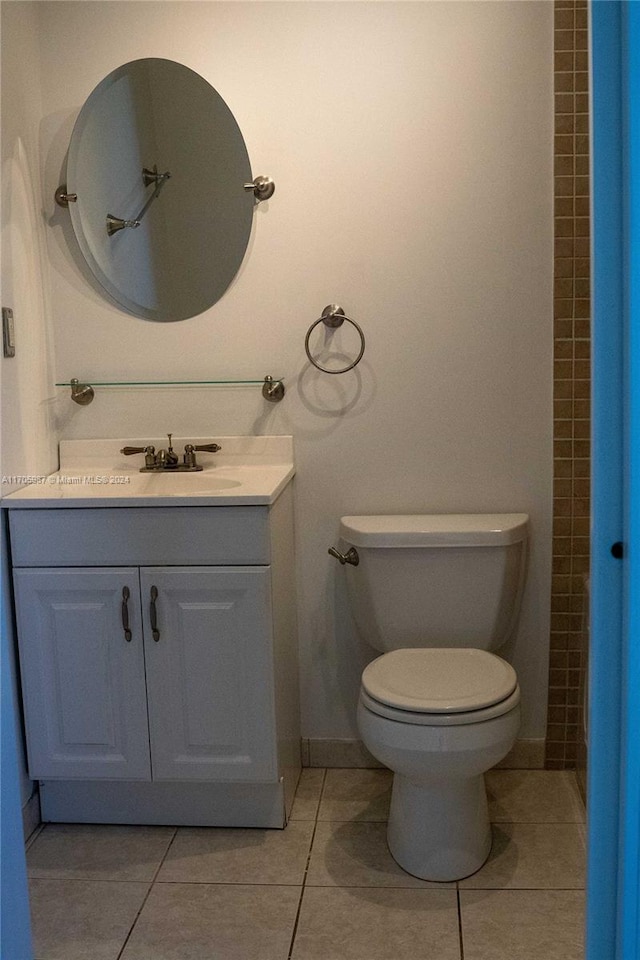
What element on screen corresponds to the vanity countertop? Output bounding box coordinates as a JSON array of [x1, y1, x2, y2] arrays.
[[1, 436, 294, 509]]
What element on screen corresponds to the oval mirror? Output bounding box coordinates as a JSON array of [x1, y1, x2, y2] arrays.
[[63, 58, 256, 321]]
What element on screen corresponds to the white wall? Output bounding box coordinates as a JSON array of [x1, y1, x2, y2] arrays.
[[34, 0, 553, 740], [1, 1, 58, 807]]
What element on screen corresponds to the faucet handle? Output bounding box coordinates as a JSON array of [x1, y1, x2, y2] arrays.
[[121, 445, 157, 470], [193, 443, 222, 453], [183, 442, 221, 469], [121, 445, 155, 455]]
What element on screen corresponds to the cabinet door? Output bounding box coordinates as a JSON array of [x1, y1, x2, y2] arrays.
[[13, 568, 151, 780], [140, 567, 277, 781]]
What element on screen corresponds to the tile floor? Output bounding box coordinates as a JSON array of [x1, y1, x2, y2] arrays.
[[26, 768, 586, 960]]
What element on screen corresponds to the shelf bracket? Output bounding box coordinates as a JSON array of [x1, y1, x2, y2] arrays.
[[262, 376, 285, 402], [70, 379, 95, 405]]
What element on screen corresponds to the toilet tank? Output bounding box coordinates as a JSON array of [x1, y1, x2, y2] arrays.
[[339, 514, 528, 653]]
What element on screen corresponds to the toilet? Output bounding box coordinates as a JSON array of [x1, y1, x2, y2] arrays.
[[336, 513, 529, 882]]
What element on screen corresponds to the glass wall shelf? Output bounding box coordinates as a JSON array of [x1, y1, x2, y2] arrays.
[[57, 375, 285, 406]]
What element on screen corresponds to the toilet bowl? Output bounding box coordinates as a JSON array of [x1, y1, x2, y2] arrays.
[[333, 513, 529, 883], [357, 648, 521, 880]]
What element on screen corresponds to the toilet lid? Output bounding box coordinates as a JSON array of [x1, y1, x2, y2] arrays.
[[361, 649, 518, 714]]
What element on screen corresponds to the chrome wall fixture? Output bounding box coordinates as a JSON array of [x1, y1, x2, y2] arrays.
[[62, 375, 285, 405], [106, 166, 172, 236], [56, 169, 274, 229], [262, 375, 285, 402], [328, 545, 360, 566], [304, 305, 366, 374], [243, 176, 275, 202], [54, 186, 77, 206], [69, 378, 95, 405]]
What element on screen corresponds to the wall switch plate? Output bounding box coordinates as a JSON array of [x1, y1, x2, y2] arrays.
[[2, 307, 15, 357]]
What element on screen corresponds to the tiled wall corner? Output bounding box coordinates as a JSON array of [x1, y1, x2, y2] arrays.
[[546, 0, 590, 771]]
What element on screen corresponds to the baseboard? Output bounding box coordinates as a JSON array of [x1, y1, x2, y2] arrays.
[[302, 738, 384, 768], [22, 788, 41, 843], [39, 778, 287, 828], [302, 737, 546, 770], [494, 738, 546, 769]]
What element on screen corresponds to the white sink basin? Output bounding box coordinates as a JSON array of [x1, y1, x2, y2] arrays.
[[1, 436, 294, 508], [133, 472, 243, 493]]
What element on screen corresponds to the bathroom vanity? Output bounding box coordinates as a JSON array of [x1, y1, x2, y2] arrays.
[[2, 437, 300, 827]]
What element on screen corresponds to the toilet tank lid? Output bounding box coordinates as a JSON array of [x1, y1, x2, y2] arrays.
[[339, 514, 529, 548]]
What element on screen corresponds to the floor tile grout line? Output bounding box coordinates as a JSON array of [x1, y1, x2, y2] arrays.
[[115, 880, 583, 893], [113, 886, 153, 960], [488, 817, 586, 824], [115, 826, 178, 960], [29, 875, 172, 884], [302, 814, 585, 825], [313, 766, 328, 821], [287, 768, 327, 960], [25, 822, 47, 852], [457, 887, 465, 960], [29, 877, 583, 890], [458, 886, 586, 892], [144, 879, 317, 887], [151, 826, 179, 880], [286, 883, 461, 892]]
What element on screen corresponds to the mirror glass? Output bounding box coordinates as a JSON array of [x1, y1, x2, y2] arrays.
[[66, 58, 255, 321]]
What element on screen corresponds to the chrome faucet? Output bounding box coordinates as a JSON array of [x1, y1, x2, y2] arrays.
[[155, 433, 179, 468], [121, 435, 221, 472]]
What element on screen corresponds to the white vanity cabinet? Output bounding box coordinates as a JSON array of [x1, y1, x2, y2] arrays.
[[13, 567, 152, 781], [7, 487, 300, 827], [139, 566, 276, 783], [14, 566, 276, 783]]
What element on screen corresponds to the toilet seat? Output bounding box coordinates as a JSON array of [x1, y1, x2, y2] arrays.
[[360, 685, 521, 726], [360, 648, 520, 727]]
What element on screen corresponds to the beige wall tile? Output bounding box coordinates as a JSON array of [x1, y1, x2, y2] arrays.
[[549, 0, 590, 770]]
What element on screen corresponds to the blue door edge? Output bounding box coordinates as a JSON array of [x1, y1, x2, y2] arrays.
[[589, 3, 640, 958], [618, 2, 640, 957], [0, 515, 33, 958], [589, 2, 624, 958]]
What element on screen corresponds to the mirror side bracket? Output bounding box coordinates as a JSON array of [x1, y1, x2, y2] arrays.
[[55, 185, 77, 207], [244, 175, 275, 203]]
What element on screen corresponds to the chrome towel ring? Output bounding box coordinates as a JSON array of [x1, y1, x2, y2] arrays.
[[304, 304, 366, 374]]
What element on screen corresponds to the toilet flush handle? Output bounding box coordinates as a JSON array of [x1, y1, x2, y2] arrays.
[[328, 546, 359, 566]]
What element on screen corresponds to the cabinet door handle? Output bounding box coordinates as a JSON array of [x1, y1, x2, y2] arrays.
[[150, 585, 160, 641], [121, 586, 132, 642]]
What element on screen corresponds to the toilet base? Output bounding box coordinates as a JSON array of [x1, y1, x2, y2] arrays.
[[387, 772, 492, 882]]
